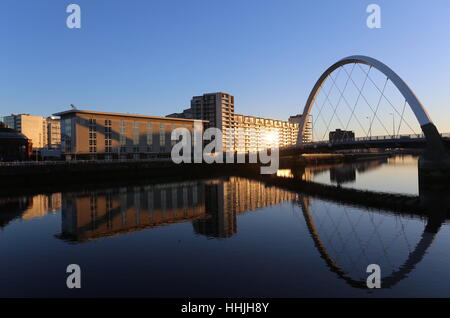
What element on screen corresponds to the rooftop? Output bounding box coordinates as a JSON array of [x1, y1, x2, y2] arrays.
[[53, 109, 208, 123], [0, 126, 29, 140]]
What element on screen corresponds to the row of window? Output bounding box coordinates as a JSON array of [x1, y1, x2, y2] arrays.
[[84, 119, 191, 153]]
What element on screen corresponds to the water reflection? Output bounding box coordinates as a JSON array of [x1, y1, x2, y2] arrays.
[[1, 165, 450, 296], [298, 195, 435, 289], [280, 155, 419, 194], [58, 178, 297, 242], [0, 194, 61, 227]]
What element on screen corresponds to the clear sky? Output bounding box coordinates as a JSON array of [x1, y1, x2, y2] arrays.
[[2, 0, 450, 132]]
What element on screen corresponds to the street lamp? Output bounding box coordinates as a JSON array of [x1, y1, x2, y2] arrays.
[[389, 112, 395, 138]]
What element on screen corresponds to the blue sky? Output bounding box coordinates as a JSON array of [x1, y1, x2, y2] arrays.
[[2, 0, 450, 132]]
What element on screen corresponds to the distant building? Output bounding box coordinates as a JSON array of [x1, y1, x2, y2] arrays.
[[0, 122, 32, 161], [166, 108, 193, 119], [329, 129, 355, 142], [3, 114, 48, 149], [47, 116, 61, 149], [289, 114, 312, 143], [53, 109, 205, 160]]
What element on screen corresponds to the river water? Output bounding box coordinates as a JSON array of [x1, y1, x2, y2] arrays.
[[1, 155, 450, 297]]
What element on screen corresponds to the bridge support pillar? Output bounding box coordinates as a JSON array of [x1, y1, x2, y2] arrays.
[[419, 180, 450, 233], [419, 123, 450, 182]]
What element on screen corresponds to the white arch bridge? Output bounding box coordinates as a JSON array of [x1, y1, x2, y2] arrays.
[[282, 55, 450, 169]]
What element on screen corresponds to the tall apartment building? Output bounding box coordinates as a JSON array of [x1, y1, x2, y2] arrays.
[[233, 114, 299, 152], [190, 92, 235, 151], [53, 109, 205, 160], [3, 114, 48, 149], [289, 114, 312, 143]]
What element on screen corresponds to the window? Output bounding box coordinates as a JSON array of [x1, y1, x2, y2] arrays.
[[159, 124, 165, 151], [146, 123, 153, 152], [62, 118, 72, 152], [133, 122, 140, 146], [119, 120, 126, 146], [171, 124, 177, 146], [105, 119, 112, 153], [88, 118, 97, 153]]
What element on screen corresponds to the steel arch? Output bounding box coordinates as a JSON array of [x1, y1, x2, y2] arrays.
[[297, 56, 447, 157]]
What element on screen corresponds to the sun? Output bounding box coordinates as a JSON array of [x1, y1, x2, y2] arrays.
[[264, 131, 279, 146]]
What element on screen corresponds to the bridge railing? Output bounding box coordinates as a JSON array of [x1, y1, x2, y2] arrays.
[[300, 132, 450, 147]]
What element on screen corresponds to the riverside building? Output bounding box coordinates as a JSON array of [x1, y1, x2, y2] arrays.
[[3, 114, 48, 150], [53, 109, 204, 160], [167, 92, 312, 152]]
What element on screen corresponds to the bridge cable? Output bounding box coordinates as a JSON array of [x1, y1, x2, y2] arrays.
[[344, 64, 372, 135], [369, 77, 391, 137], [313, 69, 341, 140], [341, 65, 392, 138], [321, 64, 356, 141], [396, 99, 408, 137], [312, 68, 344, 137], [357, 64, 418, 135]]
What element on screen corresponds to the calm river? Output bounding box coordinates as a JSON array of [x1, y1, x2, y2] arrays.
[[1, 155, 450, 297]]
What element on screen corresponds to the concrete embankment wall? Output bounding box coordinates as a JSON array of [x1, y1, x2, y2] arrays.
[[0, 160, 262, 189], [280, 152, 391, 167], [242, 172, 427, 216], [1, 153, 390, 189]]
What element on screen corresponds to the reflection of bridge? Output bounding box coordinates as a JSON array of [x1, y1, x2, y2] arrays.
[[298, 196, 437, 289], [246, 172, 450, 289]]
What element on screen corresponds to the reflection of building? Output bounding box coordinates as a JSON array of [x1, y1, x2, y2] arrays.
[[53, 109, 205, 160], [0, 193, 61, 226], [224, 177, 297, 214], [60, 181, 206, 241], [193, 177, 298, 238], [330, 166, 357, 185], [58, 177, 297, 242], [277, 168, 313, 181], [21, 193, 62, 220], [0, 197, 33, 228], [3, 114, 48, 149], [192, 180, 236, 238], [0, 122, 32, 161]]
